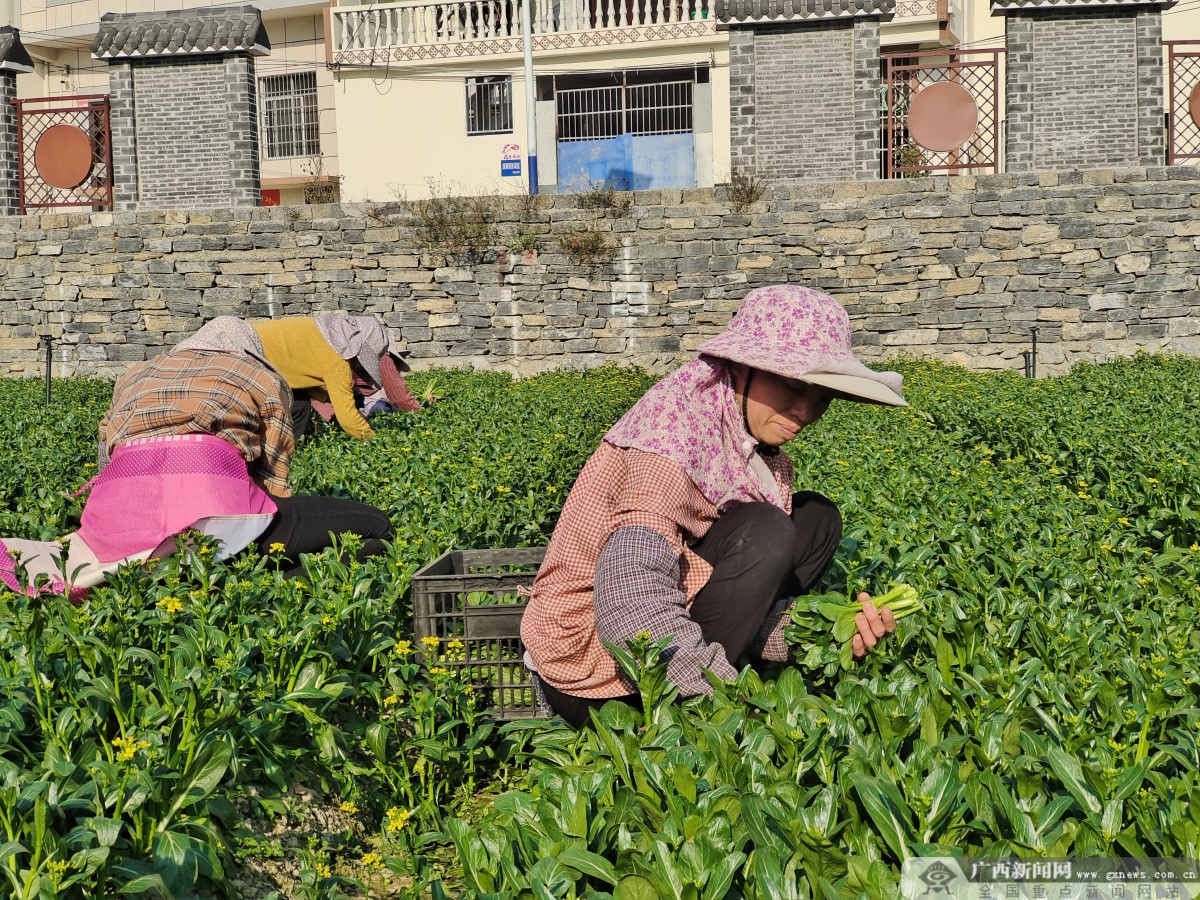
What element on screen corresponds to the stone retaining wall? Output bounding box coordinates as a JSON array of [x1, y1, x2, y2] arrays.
[[4, 165, 1200, 379]]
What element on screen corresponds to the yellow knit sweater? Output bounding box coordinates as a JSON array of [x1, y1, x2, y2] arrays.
[[252, 318, 374, 440]]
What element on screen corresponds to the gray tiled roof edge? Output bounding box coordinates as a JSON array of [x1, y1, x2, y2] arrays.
[[716, 0, 895, 23], [0, 27, 34, 74], [91, 5, 271, 61], [991, 0, 1175, 11]]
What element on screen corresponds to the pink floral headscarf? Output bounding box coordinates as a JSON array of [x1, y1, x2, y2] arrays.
[[604, 285, 904, 511], [605, 355, 765, 511]]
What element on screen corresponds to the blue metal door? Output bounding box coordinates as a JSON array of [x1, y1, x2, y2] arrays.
[[555, 79, 693, 191]]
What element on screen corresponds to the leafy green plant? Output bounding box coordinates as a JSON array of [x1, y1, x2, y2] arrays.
[[556, 226, 615, 266], [576, 182, 633, 215], [896, 141, 931, 177], [507, 230, 540, 254], [8, 357, 1200, 895], [410, 179, 500, 259]]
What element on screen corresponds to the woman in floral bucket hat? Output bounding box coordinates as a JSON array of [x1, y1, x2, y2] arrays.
[[520, 284, 907, 727]]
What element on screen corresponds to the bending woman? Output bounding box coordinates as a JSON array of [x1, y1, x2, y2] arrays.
[[520, 285, 908, 727], [253, 313, 420, 439], [0, 318, 392, 599]]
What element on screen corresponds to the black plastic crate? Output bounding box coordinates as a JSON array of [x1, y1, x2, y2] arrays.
[[411, 547, 546, 720]]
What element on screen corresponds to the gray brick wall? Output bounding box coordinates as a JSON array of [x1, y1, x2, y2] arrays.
[[134, 59, 232, 208], [105, 55, 262, 211], [1136, 7, 1165, 167], [224, 55, 261, 208], [1004, 7, 1166, 172], [0, 74, 17, 215], [729, 21, 864, 182], [851, 19, 881, 180], [5, 167, 1200, 379]]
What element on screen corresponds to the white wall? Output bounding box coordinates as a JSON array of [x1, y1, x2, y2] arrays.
[[335, 44, 729, 201]]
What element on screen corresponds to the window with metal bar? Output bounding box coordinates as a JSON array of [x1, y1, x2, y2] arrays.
[[465, 76, 513, 135], [627, 81, 692, 136], [260, 72, 320, 160], [554, 74, 696, 141]]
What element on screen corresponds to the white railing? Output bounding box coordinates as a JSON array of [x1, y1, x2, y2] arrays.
[[333, 0, 712, 51]]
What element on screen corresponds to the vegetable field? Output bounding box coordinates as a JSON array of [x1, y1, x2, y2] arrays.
[[2, 355, 1200, 899]]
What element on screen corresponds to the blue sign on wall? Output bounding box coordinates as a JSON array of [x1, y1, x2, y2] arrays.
[[501, 159, 522, 177]]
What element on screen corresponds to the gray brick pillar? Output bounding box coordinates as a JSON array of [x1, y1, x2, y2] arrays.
[[995, 0, 1172, 172], [0, 73, 17, 215], [718, 0, 892, 182], [224, 54, 262, 209], [0, 28, 34, 215], [92, 5, 271, 211], [107, 62, 138, 211]]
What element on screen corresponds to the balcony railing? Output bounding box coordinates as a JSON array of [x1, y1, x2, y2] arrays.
[[332, 0, 713, 55]]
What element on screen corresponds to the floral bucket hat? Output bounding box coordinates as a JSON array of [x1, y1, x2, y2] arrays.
[[697, 284, 907, 407]]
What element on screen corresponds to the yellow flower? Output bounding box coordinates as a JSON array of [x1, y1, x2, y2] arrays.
[[1078, 491, 1090, 500], [420, 636, 440, 653], [383, 694, 399, 707], [429, 666, 450, 676], [1118, 517, 1130, 526], [314, 863, 332, 879], [636, 631, 652, 642], [1191, 543, 1200, 552], [268, 542, 286, 554], [445, 638, 465, 660], [496, 485, 511, 493], [361, 852, 383, 870], [1148, 477, 1159, 485], [156, 596, 183, 615], [46, 860, 69, 885], [340, 800, 359, 814], [393, 640, 413, 658], [322, 615, 333, 626], [111, 736, 150, 763], [385, 807, 411, 832]]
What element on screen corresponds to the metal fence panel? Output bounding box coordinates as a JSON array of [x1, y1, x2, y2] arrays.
[[881, 49, 1003, 178], [1168, 41, 1200, 166], [556, 79, 693, 141], [16, 95, 112, 214]]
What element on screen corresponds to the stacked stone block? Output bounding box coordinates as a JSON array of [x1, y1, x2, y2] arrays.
[[4, 167, 1200, 378]]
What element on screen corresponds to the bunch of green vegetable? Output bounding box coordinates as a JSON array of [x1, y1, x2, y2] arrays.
[[785, 584, 924, 672]]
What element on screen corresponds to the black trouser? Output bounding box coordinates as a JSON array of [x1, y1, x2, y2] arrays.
[[255, 495, 393, 578], [540, 491, 842, 728], [291, 393, 314, 437]]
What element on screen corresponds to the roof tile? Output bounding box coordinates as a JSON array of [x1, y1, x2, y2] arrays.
[[91, 5, 271, 60]]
